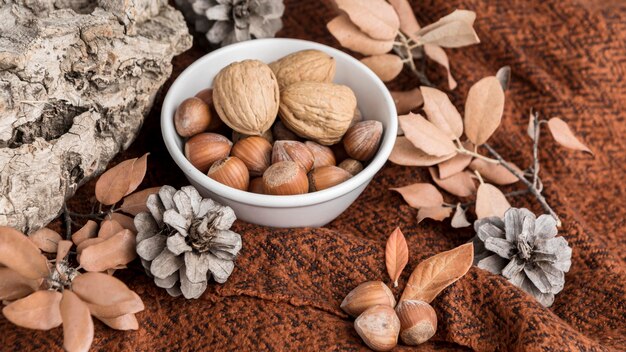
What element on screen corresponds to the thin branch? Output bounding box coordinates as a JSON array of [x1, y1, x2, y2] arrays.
[[444, 189, 530, 208], [395, 31, 432, 86], [455, 140, 500, 164], [62, 204, 72, 241], [531, 110, 541, 189]]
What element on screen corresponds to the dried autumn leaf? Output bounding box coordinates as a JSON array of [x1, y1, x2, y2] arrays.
[[400, 243, 474, 302], [98, 219, 124, 240], [86, 291, 144, 318], [417, 9, 476, 36], [95, 158, 136, 205], [60, 290, 94, 352], [527, 110, 537, 140], [429, 167, 476, 197], [464, 76, 505, 145], [0, 226, 49, 279], [0, 267, 41, 301], [421, 86, 463, 139], [72, 272, 139, 308], [469, 159, 520, 185], [335, 0, 400, 41], [390, 183, 444, 208], [451, 204, 471, 228], [388, 0, 420, 38], [547, 117, 593, 154], [385, 227, 409, 287], [327, 14, 394, 56], [79, 229, 137, 272], [96, 313, 138, 330], [2, 290, 62, 330], [399, 113, 456, 156], [108, 213, 137, 233], [28, 228, 62, 253], [119, 187, 161, 216], [475, 183, 511, 219], [56, 240, 73, 263], [496, 66, 511, 91], [390, 89, 424, 115], [424, 44, 457, 90], [389, 137, 455, 166], [361, 54, 403, 82], [71, 220, 98, 246], [125, 153, 149, 196], [438, 153, 473, 179], [417, 206, 452, 223], [76, 237, 106, 255], [416, 14, 479, 48]]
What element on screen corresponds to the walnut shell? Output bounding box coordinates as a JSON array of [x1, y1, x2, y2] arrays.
[[213, 60, 280, 135], [279, 82, 357, 145], [269, 49, 336, 89]]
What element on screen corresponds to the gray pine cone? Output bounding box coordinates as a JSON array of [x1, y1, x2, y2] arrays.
[[176, 0, 285, 46], [134, 185, 242, 299], [472, 208, 572, 307]]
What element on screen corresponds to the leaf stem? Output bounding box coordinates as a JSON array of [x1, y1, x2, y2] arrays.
[[454, 140, 500, 164], [531, 110, 541, 189]]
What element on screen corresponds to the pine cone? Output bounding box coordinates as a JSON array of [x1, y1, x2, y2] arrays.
[[134, 185, 242, 299], [472, 208, 572, 307]]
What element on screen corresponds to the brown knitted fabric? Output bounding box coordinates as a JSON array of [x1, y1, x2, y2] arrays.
[[2, 0, 625, 351]]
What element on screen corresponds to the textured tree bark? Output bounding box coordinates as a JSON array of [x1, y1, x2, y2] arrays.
[[0, 0, 192, 233]]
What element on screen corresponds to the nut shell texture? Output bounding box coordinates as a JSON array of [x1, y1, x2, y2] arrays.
[[354, 305, 400, 351], [308, 166, 352, 192], [184, 133, 232, 172], [269, 49, 336, 89], [231, 136, 272, 176], [207, 157, 250, 191], [279, 82, 357, 145], [272, 141, 315, 172], [263, 161, 309, 195], [213, 60, 280, 135], [174, 97, 211, 137], [395, 300, 437, 346], [343, 120, 383, 161], [340, 281, 396, 318]]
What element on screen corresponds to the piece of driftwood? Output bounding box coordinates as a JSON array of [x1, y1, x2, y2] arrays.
[[0, 0, 192, 233]]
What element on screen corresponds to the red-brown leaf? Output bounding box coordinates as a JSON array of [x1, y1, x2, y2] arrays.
[[475, 183, 511, 219], [98, 219, 124, 240], [56, 240, 73, 263], [399, 113, 456, 156], [424, 44, 457, 89], [28, 228, 62, 253], [0, 226, 49, 279], [94, 158, 136, 205], [119, 187, 161, 215], [547, 117, 593, 154], [76, 237, 106, 255], [390, 89, 424, 115], [86, 290, 144, 318], [71, 220, 98, 246], [60, 290, 94, 352], [469, 159, 520, 185], [385, 228, 409, 287], [71, 272, 139, 307], [327, 14, 394, 56], [438, 153, 473, 179], [390, 183, 443, 208], [429, 167, 476, 197], [464, 76, 505, 145], [335, 0, 400, 41], [107, 213, 137, 233], [389, 137, 455, 166], [417, 206, 452, 223], [0, 267, 42, 301], [421, 86, 463, 139], [2, 290, 62, 330], [388, 0, 421, 38], [400, 243, 474, 302], [125, 153, 149, 196], [79, 229, 136, 272], [95, 313, 139, 330], [361, 54, 404, 82]]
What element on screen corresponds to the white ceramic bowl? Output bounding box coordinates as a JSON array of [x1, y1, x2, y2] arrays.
[[161, 38, 397, 228]]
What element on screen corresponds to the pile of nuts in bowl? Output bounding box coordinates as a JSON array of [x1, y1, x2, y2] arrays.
[[175, 49, 384, 195]]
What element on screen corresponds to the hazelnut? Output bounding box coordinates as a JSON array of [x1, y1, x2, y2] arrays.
[[304, 141, 336, 169], [272, 141, 315, 172], [340, 281, 396, 318], [272, 120, 300, 141], [174, 97, 211, 137], [231, 136, 272, 176], [263, 161, 308, 195], [232, 129, 274, 145], [330, 143, 349, 164], [207, 157, 249, 191], [184, 133, 232, 172], [343, 120, 383, 161], [354, 305, 400, 352], [395, 300, 437, 346], [308, 166, 351, 192], [194, 88, 224, 131], [338, 159, 364, 176], [248, 177, 265, 194]]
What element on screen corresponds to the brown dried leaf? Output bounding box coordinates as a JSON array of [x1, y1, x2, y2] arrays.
[[360, 54, 403, 82], [79, 229, 137, 272], [390, 89, 424, 115], [496, 66, 511, 91], [429, 167, 476, 197], [475, 183, 511, 219], [335, 0, 400, 40], [60, 290, 94, 352], [451, 204, 471, 228], [416, 10, 476, 39], [0, 226, 49, 279], [438, 152, 473, 179], [421, 86, 463, 139], [108, 213, 137, 233], [28, 228, 62, 253], [95, 158, 136, 205], [0, 267, 41, 301], [417, 206, 452, 223], [399, 113, 456, 156], [72, 272, 138, 307], [71, 220, 98, 246], [95, 313, 138, 331], [125, 153, 149, 196], [76, 237, 106, 255], [385, 227, 409, 287], [400, 243, 474, 302], [464, 76, 505, 145], [388, 0, 420, 37], [98, 219, 124, 240], [469, 159, 520, 185], [417, 19, 479, 48], [327, 14, 394, 56], [389, 137, 455, 166], [390, 183, 443, 208], [547, 117, 593, 154], [2, 290, 62, 330], [119, 187, 161, 216], [527, 110, 537, 140], [56, 240, 73, 263], [86, 291, 144, 318], [424, 44, 457, 90]]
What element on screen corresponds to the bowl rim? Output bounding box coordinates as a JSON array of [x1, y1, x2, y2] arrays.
[[161, 38, 397, 208]]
